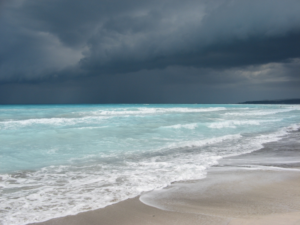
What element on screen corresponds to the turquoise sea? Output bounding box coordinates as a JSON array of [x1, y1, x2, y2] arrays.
[[0, 104, 300, 225]]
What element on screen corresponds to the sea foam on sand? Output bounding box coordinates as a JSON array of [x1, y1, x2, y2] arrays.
[[31, 130, 300, 225]]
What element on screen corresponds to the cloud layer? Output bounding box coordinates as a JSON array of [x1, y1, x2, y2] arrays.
[[0, 0, 299, 103]]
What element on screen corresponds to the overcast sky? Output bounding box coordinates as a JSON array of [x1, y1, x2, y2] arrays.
[[0, 0, 300, 104]]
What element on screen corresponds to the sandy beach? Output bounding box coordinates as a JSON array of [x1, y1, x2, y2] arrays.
[[31, 169, 300, 225], [30, 131, 300, 225]]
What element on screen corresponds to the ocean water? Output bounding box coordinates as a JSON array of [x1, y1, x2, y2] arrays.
[[0, 104, 300, 225]]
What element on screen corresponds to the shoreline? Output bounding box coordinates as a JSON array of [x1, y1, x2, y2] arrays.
[[31, 170, 300, 225], [31, 130, 300, 225]]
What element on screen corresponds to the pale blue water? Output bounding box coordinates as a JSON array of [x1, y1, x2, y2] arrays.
[[0, 104, 300, 225]]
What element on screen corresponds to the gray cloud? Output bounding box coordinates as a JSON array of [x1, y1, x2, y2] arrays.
[[0, 0, 299, 103], [78, 0, 300, 75], [1, 0, 300, 80]]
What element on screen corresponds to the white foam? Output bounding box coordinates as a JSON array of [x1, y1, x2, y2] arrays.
[[0, 153, 219, 225], [0, 116, 108, 129], [162, 123, 198, 130], [218, 123, 300, 158], [0, 107, 226, 129], [86, 107, 227, 116], [208, 120, 261, 129], [236, 165, 300, 172], [208, 119, 282, 129], [164, 134, 242, 150], [286, 123, 300, 132], [225, 107, 300, 116]]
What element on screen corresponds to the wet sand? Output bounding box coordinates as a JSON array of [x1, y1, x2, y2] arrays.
[[31, 132, 300, 225], [31, 169, 300, 225]]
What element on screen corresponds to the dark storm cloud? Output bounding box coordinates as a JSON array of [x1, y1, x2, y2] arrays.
[[1, 59, 300, 104], [77, 0, 300, 75], [0, 0, 82, 81], [0, 0, 300, 104], [1, 0, 300, 82]]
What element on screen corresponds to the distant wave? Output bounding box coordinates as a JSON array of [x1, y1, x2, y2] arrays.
[[0, 107, 226, 129], [163, 134, 242, 150], [0, 116, 108, 129], [225, 107, 300, 116], [208, 119, 282, 129], [161, 123, 198, 130], [82, 107, 227, 116]]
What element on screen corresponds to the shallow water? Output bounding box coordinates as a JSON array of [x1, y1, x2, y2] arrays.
[[0, 104, 300, 225]]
